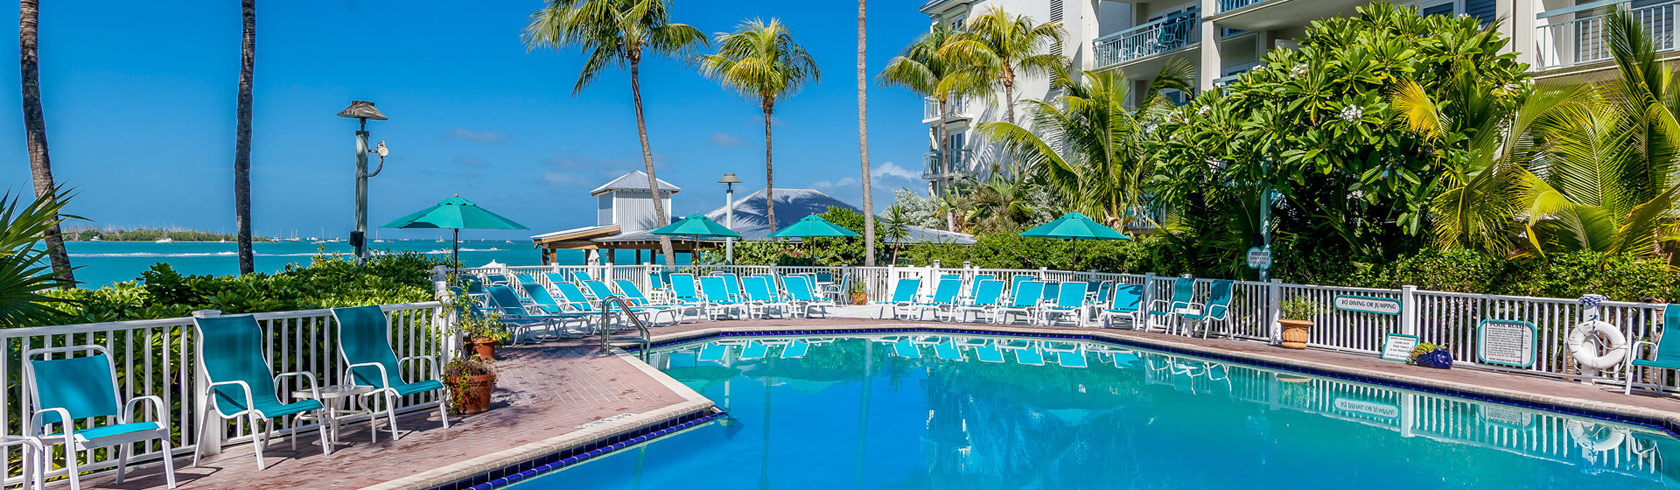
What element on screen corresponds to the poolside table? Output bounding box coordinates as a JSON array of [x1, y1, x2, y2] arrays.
[[293, 385, 377, 449]]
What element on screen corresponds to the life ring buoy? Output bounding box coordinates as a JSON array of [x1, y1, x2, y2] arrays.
[[1567, 320, 1628, 370], [1566, 420, 1627, 452]]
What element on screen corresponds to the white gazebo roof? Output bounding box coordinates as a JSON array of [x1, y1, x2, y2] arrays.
[[589, 171, 681, 196]]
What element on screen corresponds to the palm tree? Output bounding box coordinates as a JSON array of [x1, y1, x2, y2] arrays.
[[939, 6, 1062, 130], [881, 205, 911, 264], [857, 0, 876, 267], [878, 24, 988, 230], [0, 189, 76, 327], [699, 19, 819, 233], [523, 0, 707, 265], [19, 0, 72, 286], [234, 0, 255, 274], [977, 63, 1191, 228]]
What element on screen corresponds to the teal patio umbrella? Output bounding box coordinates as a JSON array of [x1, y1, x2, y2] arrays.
[[1019, 212, 1129, 262], [652, 213, 742, 261], [770, 215, 861, 239], [382, 195, 527, 267]]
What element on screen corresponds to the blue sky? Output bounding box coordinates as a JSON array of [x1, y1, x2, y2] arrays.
[[0, 0, 934, 240]]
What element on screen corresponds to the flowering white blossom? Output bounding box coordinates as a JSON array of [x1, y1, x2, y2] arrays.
[[1292, 64, 1308, 78], [1340, 105, 1364, 122], [1197, 105, 1211, 117]]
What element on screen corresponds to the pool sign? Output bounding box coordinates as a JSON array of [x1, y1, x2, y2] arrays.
[[1334, 295, 1402, 316], [1246, 247, 1272, 270], [1381, 334, 1418, 362], [1477, 319, 1537, 368], [1334, 398, 1400, 418]]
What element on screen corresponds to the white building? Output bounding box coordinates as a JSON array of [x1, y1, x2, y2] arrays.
[[913, 0, 1656, 191]]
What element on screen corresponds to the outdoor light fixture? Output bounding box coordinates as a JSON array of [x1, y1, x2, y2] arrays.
[[339, 100, 389, 265], [718, 173, 741, 264]]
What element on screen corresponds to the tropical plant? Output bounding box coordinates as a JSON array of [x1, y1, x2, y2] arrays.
[[523, 0, 708, 265], [699, 18, 819, 233], [1278, 297, 1322, 321], [19, 0, 72, 286], [234, 0, 256, 274], [881, 205, 911, 264], [939, 6, 1063, 129], [979, 64, 1191, 228], [879, 24, 990, 227], [856, 0, 876, 267], [0, 189, 77, 328]]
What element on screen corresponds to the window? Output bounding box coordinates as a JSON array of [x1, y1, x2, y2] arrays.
[[1415, 0, 1458, 18]]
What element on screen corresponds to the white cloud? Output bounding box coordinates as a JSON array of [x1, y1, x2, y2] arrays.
[[871, 161, 920, 181], [707, 132, 748, 147], [811, 177, 858, 189], [444, 128, 506, 143]]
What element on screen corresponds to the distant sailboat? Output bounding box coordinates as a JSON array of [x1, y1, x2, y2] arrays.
[[155, 238, 174, 244]]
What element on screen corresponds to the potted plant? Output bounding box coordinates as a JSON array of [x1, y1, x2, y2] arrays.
[[1409, 343, 1453, 369], [1278, 297, 1321, 350], [444, 355, 497, 415], [848, 282, 868, 305], [447, 283, 511, 359]]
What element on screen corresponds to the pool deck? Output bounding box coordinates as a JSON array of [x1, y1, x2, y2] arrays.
[[79, 314, 1680, 489]]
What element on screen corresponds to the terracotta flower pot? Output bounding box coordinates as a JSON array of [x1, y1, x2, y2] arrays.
[[449, 373, 496, 415], [1279, 319, 1312, 350], [469, 337, 497, 360], [850, 292, 868, 305]]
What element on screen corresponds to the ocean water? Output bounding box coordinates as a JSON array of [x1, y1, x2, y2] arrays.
[[62, 240, 671, 287], [518, 335, 1680, 489]]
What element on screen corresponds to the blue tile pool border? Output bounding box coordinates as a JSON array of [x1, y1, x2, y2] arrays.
[[428, 409, 725, 490], [630, 326, 1680, 438]]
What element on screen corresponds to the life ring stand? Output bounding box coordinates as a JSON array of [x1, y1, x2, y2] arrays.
[[1567, 319, 1628, 371]]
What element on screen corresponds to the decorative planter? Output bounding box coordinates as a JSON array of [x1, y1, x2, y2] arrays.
[[469, 337, 498, 360], [1279, 319, 1312, 349], [1415, 349, 1453, 369], [449, 373, 496, 415], [851, 292, 868, 305]]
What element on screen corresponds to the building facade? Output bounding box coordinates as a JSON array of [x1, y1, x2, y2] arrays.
[[913, 0, 1661, 192]]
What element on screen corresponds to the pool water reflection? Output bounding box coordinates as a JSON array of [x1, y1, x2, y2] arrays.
[[518, 335, 1680, 489]]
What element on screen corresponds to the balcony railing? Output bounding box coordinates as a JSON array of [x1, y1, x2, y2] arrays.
[[1219, 0, 1270, 13], [923, 149, 976, 180], [1535, 1, 1678, 69], [922, 96, 970, 123], [1093, 11, 1201, 69]]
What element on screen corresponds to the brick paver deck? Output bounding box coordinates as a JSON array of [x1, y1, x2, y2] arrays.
[[78, 314, 1680, 489]]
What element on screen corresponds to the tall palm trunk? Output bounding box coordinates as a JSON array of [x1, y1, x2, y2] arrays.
[[857, 0, 875, 267], [19, 0, 72, 286], [1001, 72, 1018, 181], [629, 57, 676, 265], [762, 99, 777, 233], [234, 0, 255, 275]]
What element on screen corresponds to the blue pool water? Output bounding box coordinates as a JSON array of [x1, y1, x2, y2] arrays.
[[516, 335, 1680, 489]]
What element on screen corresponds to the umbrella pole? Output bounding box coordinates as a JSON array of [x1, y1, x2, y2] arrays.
[[452, 228, 461, 273]]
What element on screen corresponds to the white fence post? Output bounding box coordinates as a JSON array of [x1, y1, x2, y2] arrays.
[[1142, 272, 1157, 314], [1401, 285, 1418, 337], [190, 309, 223, 457], [1268, 279, 1283, 345]]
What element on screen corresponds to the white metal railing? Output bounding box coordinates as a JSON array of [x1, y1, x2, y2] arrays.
[[1093, 11, 1201, 69], [1, 302, 447, 486], [922, 149, 975, 180], [463, 263, 1679, 391], [922, 96, 969, 123], [1535, 1, 1678, 69]]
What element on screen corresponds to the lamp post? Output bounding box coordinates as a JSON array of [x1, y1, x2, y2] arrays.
[[337, 100, 388, 266], [719, 173, 741, 264]]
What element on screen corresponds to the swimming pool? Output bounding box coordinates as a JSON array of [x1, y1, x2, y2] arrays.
[[510, 334, 1680, 489]]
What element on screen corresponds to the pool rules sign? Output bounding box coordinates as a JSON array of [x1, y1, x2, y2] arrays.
[[1477, 319, 1537, 368]]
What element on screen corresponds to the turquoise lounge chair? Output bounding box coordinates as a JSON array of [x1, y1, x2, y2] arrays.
[[1042, 281, 1089, 326], [699, 276, 746, 320], [483, 273, 510, 286], [742, 276, 789, 319], [974, 341, 1006, 363], [953, 279, 1004, 323], [614, 279, 686, 324], [516, 282, 569, 314], [716, 273, 745, 303], [783, 276, 831, 318], [965, 275, 996, 302], [581, 280, 619, 303], [913, 277, 963, 321], [1147, 277, 1196, 333], [515, 273, 538, 285], [1627, 305, 1680, 395], [740, 340, 770, 360], [495, 284, 588, 340], [331, 306, 451, 441], [997, 281, 1045, 325], [873, 278, 923, 320], [26, 346, 178, 490], [698, 343, 728, 362], [1014, 343, 1046, 365], [1183, 280, 1234, 339], [541, 272, 571, 290], [935, 339, 965, 361], [670, 273, 707, 315], [782, 339, 811, 359], [571, 270, 594, 283], [1099, 284, 1146, 329], [193, 315, 331, 470], [892, 338, 922, 358]]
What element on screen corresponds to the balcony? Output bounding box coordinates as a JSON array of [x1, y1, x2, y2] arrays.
[[1535, 1, 1678, 71], [1219, 0, 1271, 13], [922, 96, 971, 124], [923, 149, 977, 180], [1093, 11, 1201, 70]]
